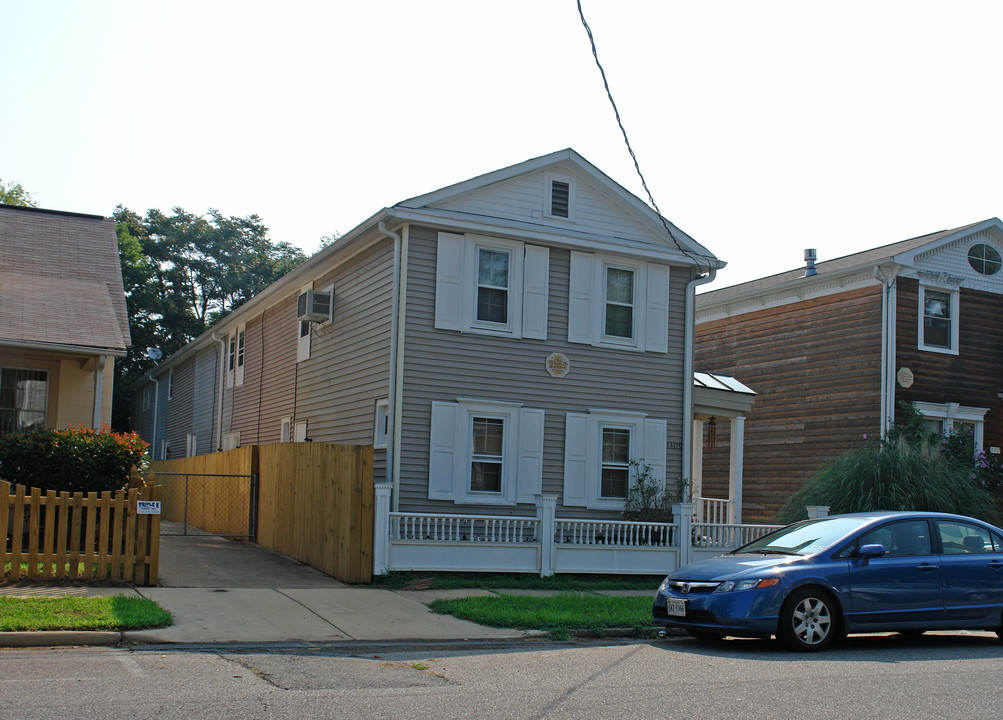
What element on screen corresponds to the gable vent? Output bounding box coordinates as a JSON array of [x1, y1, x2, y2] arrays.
[[550, 180, 570, 218]]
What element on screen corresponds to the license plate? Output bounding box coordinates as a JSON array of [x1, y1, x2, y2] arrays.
[[667, 598, 686, 617]]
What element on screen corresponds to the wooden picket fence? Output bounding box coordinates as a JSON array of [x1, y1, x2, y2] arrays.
[[1, 480, 162, 585]]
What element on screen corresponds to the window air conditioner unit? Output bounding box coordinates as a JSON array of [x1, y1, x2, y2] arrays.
[[297, 289, 332, 322]]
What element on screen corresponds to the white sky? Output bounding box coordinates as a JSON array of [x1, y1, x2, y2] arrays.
[[2, 1, 1001, 290]]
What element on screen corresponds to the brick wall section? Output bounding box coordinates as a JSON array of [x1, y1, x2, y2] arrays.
[[695, 286, 884, 522]]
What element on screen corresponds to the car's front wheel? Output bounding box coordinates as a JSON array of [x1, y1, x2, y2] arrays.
[[778, 589, 836, 652]]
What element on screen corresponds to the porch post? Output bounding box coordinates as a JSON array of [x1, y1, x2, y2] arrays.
[[728, 416, 745, 525], [373, 483, 393, 575], [691, 419, 704, 521], [673, 502, 694, 568], [536, 494, 557, 577]]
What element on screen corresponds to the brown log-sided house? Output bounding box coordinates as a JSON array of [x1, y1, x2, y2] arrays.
[[0, 205, 130, 435], [695, 218, 1003, 523]]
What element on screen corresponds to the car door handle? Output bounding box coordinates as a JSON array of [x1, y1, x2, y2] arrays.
[[916, 563, 938, 572], [988, 560, 1003, 570]]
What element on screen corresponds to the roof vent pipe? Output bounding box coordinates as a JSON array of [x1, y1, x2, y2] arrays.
[[802, 248, 818, 278]]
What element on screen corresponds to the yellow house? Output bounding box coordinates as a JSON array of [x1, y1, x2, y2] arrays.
[[0, 205, 130, 434]]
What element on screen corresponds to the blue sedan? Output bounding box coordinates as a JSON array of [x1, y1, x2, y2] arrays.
[[652, 511, 1003, 651]]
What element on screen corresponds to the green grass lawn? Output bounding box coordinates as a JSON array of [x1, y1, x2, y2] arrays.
[[376, 571, 663, 591], [429, 593, 656, 637], [0, 595, 172, 632]]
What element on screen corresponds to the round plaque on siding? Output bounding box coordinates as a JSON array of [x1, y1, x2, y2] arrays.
[[546, 353, 571, 378], [897, 367, 914, 389]]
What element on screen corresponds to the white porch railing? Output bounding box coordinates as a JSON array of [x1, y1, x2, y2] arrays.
[[696, 496, 733, 524], [692, 522, 779, 549], [372, 486, 814, 577], [554, 519, 675, 547], [391, 512, 538, 543]]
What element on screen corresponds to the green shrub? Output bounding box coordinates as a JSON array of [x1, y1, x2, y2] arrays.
[[0, 426, 149, 494], [775, 406, 999, 525], [622, 459, 684, 523]]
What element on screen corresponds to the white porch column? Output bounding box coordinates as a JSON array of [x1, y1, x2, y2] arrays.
[[691, 419, 704, 521], [728, 416, 745, 525], [373, 483, 393, 575], [536, 494, 557, 577], [674, 502, 694, 568]]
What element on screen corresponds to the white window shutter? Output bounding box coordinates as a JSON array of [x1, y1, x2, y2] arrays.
[[522, 245, 550, 340], [644, 263, 670, 353], [642, 417, 668, 488], [568, 252, 594, 344], [434, 232, 465, 331], [563, 412, 592, 506], [515, 408, 546, 503], [428, 401, 460, 500]]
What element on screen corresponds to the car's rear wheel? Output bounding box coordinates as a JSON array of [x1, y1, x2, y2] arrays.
[[687, 629, 724, 642], [778, 588, 836, 652]]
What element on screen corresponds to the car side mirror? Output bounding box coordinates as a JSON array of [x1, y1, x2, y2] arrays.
[[857, 543, 886, 566]]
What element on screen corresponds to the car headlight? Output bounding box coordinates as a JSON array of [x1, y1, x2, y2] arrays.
[[714, 577, 780, 593], [658, 577, 672, 592]]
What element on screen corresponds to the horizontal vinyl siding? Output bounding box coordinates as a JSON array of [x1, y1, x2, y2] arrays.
[[192, 345, 218, 454], [895, 278, 1003, 449], [399, 225, 689, 517], [694, 286, 883, 522], [231, 314, 264, 444], [164, 358, 195, 459], [244, 293, 298, 444], [295, 242, 393, 453]]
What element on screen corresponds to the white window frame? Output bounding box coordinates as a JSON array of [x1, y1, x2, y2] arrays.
[[428, 398, 545, 506], [918, 284, 959, 355], [913, 401, 987, 451], [568, 251, 670, 353], [297, 284, 313, 363], [222, 431, 240, 451], [185, 433, 197, 458], [563, 409, 668, 510], [294, 419, 308, 442], [280, 416, 292, 443], [600, 261, 640, 347], [0, 367, 49, 434], [434, 232, 549, 341], [235, 325, 246, 387], [544, 171, 576, 221], [373, 398, 389, 449], [599, 424, 633, 500]]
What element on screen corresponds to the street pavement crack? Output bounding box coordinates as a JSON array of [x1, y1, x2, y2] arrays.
[[274, 589, 355, 639]]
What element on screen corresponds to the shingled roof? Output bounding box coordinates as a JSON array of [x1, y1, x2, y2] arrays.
[[0, 205, 130, 354]]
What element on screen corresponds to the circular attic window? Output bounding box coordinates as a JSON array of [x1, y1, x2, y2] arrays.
[[967, 243, 1002, 275]]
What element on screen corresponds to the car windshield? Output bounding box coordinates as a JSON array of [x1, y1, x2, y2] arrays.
[[733, 517, 868, 556]]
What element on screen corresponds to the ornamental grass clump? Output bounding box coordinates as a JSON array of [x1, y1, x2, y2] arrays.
[[776, 404, 999, 525], [0, 426, 148, 494]]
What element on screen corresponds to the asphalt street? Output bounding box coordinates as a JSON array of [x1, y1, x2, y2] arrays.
[[2, 632, 1001, 720]]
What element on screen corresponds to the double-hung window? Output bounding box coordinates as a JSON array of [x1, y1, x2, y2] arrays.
[[434, 232, 550, 340], [564, 409, 667, 510], [913, 401, 987, 451], [918, 285, 958, 354], [428, 398, 545, 505], [0, 368, 48, 435], [476, 247, 510, 326], [470, 417, 505, 493], [604, 266, 635, 340], [600, 426, 631, 499], [568, 251, 670, 353]]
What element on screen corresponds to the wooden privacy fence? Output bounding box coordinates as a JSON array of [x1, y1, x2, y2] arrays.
[[1, 480, 162, 585], [151, 443, 374, 583]]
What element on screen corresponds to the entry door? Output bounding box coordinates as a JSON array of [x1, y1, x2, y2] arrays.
[[846, 519, 943, 624]]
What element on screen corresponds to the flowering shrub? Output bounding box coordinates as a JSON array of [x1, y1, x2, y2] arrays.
[[622, 460, 685, 523], [0, 426, 149, 494]]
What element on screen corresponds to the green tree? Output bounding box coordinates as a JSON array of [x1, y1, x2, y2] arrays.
[[0, 178, 37, 207], [111, 205, 307, 430]]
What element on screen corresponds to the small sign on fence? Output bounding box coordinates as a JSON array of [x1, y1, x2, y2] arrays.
[[137, 500, 162, 515]]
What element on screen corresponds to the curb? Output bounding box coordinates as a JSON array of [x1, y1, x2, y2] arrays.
[[0, 631, 122, 648]]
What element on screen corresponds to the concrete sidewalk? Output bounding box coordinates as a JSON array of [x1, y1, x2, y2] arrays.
[[0, 534, 541, 647]]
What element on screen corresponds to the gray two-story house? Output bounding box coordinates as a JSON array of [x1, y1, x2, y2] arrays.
[[133, 149, 724, 523]]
